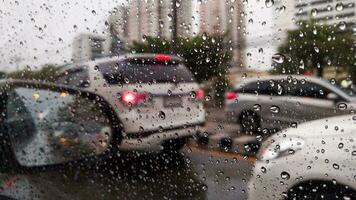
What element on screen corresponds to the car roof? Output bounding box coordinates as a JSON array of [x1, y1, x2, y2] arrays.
[[275, 114, 356, 138], [235, 75, 328, 87], [60, 54, 183, 72]]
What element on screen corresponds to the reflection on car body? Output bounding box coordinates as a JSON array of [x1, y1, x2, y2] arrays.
[[225, 75, 355, 133], [249, 115, 356, 199]]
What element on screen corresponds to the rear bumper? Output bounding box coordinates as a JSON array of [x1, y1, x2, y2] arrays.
[[119, 124, 205, 152]]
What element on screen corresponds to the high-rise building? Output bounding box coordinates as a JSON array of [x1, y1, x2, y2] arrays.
[[72, 34, 111, 62], [199, 0, 228, 34], [109, 0, 193, 44], [199, 0, 245, 68], [294, 0, 356, 29]]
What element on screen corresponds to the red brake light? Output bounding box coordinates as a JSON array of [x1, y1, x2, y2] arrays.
[[196, 89, 205, 101], [154, 54, 172, 62], [226, 92, 237, 100], [122, 91, 137, 105], [120, 91, 147, 106]]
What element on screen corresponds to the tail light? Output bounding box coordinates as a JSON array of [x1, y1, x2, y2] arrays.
[[155, 54, 172, 62], [196, 89, 205, 101], [120, 91, 147, 107], [226, 92, 238, 100]]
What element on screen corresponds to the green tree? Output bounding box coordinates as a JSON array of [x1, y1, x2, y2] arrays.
[[8, 64, 61, 82], [273, 20, 356, 78], [127, 34, 232, 83]]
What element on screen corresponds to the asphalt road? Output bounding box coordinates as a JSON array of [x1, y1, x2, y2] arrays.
[[0, 145, 255, 200]]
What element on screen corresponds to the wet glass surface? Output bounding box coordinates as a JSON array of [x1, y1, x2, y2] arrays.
[[1, 0, 356, 199]]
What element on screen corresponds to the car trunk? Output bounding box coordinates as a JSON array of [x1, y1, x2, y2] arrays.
[[98, 58, 206, 135]]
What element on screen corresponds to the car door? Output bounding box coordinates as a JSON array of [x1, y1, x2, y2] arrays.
[[288, 81, 338, 123], [259, 79, 300, 129]]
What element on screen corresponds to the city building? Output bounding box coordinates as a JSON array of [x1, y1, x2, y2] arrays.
[[199, 0, 245, 68], [109, 0, 193, 44], [294, 0, 355, 29], [72, 34, 111, 63], [109, 6, 129, 41]]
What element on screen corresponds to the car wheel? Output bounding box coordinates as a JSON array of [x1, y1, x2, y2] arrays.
[[239, 111, 260, 134]]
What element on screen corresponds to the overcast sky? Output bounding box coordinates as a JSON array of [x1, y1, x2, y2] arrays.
[[0, 0, 124, 71]]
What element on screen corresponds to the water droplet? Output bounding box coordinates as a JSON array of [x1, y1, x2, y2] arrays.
[[327, 5, 332, 11], [337, 103, 347, 110], [265, 0, 274, 8], [330, 78, 336, 85], [190, 91, 196, 99], [288, 149, 295, 154], [333, 163, 340, 170], [338, 21, 346, 30], [335, 3, 344, 11], [311, 8, 318, 16], [33, 93, 40, 100], [261, 166, 267, 173], [338, 143, 344, 149], [253, 104, 261, 111], [270, 105, 280, 114], [158, 111, 166, 120], [205, 95, 212, 102], [92, 10, 96, 15], [202, 33, 207, 40], [314, 46, 319, 53], [278, 6, 286, 13], [281, 171, 290, 180], [299, 31, 304, 38], [272, 53, 286, 64]]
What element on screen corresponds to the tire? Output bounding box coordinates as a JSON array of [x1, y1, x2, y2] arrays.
[[239, 110, 260, 134]]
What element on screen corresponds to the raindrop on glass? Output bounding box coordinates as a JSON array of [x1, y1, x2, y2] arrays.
[[272, 53, 286, 64], [270, 105, 280, 114], [265, 0, 274, 8], [158, 111, 166, 120], [280, 171, 290, 180]]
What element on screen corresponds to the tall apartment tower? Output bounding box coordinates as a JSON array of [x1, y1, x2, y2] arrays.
[[109, 0, 193, 44], [199, 0, 245, 68], [294, 0, 355, 28]]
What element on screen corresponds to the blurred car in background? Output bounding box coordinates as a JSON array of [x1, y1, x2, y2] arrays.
[[225, 75, 356, 133], [55, 54, 206, 153], [248, 115, 356, 200]]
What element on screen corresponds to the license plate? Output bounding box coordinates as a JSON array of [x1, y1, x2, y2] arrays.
[[163, 96, 182, 107]]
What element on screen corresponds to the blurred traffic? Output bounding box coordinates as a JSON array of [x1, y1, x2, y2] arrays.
[[1, 0, 356, 199]]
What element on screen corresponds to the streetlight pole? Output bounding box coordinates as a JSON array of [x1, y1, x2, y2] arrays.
[[171, 0, 178, 53]]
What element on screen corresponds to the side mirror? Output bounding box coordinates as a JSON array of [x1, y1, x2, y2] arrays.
[[326, 93, 339, 102], [0, 81, 122, 170]]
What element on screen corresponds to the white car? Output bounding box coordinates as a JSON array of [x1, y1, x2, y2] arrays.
[[248, 115, 356, 200], [225, 75, 356, 133], [55, 54, 206, 152]]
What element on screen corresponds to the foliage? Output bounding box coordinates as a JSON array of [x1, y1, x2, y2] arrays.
[[272, 19, 356, 78], [7, 64, 62, 82], [127, 34, 232, 83]]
